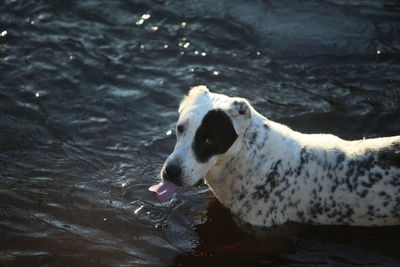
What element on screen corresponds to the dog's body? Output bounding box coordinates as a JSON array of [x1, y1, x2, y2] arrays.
[[157, 86, 400, 227]]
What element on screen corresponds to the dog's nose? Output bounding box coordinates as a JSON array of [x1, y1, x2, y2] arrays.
[[164, 163, 182, 185]]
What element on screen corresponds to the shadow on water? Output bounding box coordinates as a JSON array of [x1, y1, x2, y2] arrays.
[[172, 199, 296, 266], [173, 200, 400, 266]]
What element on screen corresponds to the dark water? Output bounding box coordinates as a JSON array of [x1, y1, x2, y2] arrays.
[[1, 0, 400, 265]]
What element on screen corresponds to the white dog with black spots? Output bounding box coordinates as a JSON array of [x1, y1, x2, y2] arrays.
[[150, 86, 400, 227]]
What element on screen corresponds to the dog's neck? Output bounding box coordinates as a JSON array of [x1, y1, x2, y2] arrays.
[[204, 138, 246, 210]]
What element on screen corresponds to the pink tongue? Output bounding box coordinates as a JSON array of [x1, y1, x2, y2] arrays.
[[149, 179, 178, 202]]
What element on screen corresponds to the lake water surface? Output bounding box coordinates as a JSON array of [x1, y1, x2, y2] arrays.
[[1, 0, 400, 265]]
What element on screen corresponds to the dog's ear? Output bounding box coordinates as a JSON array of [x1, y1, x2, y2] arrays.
[[227, 97, 252, 134], [231, 98, 251, 117]]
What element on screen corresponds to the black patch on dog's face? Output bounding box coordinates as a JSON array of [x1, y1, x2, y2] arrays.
[[193, 109, 238, 163]]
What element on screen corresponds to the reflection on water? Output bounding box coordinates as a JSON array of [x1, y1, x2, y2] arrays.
[[0, 0, 400, 265]]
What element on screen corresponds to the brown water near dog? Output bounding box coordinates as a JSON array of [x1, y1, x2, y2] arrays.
[[1, 0, 400, 265]]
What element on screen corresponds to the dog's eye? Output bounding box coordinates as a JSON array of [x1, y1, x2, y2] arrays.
[[205, 138, 213, 145], [177, 125, 184, 133]]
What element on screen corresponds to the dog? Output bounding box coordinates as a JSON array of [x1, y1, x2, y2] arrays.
[[149, 86, 400, 227]]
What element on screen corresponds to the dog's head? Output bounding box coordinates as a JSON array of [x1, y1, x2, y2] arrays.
[[161, 85, 252, 188]]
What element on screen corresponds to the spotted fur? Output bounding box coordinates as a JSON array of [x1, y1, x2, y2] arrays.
[[162, 86, 400, 227]]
